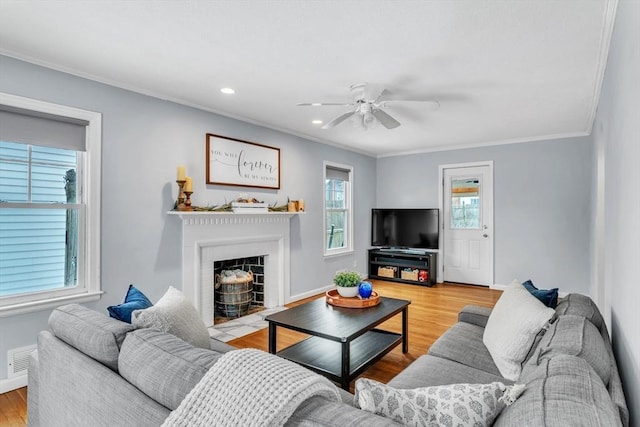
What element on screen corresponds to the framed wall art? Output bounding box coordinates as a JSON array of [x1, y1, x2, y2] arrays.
[[206, 133, 280, 189]]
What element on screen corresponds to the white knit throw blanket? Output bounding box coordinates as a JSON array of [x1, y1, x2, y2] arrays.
[[162, 348, 342, 427]]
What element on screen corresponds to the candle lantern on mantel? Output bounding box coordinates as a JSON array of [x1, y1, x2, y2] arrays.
[[175, 165, 193, 211], [183, 177, 193, 210]]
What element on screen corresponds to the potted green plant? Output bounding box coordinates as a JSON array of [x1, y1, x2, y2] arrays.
[[334, 271, 362, 297]]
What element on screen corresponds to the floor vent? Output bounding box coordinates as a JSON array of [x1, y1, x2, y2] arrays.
[[8, 344, 36, 378]]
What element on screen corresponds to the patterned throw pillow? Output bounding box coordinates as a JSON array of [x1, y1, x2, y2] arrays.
[[354, 378, 524, 427]]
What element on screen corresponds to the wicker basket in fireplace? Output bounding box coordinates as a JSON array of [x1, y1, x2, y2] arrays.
[[215, 271, 254, 318]]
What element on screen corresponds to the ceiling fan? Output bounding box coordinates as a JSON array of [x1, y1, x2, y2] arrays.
[[297, 83, 439, 130]]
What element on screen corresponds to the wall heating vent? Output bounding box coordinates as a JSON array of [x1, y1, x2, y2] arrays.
[[8, 345, 36, 378]]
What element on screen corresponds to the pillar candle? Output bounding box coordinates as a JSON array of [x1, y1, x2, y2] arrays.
[[184, 177, 193, 192], [177, 165, 186, 181]]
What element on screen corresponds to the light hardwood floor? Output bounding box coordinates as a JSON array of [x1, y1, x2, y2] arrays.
[[0, 281, 501, 426], [0, 386, 27, 427]]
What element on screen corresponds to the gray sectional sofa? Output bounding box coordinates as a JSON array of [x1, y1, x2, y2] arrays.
[[28, 293, 628, 426], [388, 294, 629, 426]]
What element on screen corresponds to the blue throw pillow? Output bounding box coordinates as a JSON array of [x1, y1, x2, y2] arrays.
[[522, 280, 559, 308], [107, 284, 153, 323]]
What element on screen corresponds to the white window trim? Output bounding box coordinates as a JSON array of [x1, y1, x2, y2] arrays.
[[0, 92, 102, 317], [323, 161, 354, 257]]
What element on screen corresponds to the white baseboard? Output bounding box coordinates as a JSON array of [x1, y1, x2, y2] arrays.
[[287, 284, 334, 303], [0, 374, 27, 394], [490, 283, 509, 291]]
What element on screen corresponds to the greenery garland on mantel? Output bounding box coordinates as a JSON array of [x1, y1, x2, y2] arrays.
[[190, 203, 289, 212], [173, 195, 296, 212]]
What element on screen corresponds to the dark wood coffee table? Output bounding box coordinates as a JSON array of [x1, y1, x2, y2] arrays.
[[266, 296, 410, 390]]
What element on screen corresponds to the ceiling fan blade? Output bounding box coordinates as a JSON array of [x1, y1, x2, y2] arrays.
[[296, 102, 353, 107], [380, 99, 440, 110], [321, 111, 355, 129], [371, 109, 401, 129]]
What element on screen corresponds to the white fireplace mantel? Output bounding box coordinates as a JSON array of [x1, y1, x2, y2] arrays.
[[168, 211, 299, 219], [168, 211, 299, 326]]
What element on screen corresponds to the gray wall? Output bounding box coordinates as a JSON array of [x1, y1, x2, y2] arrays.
[[0, 55, 376, 383], [592, 0, 639, 423], [376, 137, 593, 292]]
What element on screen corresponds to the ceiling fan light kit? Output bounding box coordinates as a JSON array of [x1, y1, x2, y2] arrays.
[[349, 110, 376, 130], [298, 82, 438, 131]]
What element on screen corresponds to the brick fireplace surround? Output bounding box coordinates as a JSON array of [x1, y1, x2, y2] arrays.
[[169, 211, 296, 326]]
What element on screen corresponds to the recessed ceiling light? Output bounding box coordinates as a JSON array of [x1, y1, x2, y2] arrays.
[[220, 87, 235, 95], [312, 120, 323, 125]]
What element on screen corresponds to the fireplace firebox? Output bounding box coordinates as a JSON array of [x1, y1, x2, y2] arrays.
[[214, 256, 265, 320]]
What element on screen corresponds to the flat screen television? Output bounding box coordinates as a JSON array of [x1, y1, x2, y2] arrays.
[[371, 208, 439, 250]]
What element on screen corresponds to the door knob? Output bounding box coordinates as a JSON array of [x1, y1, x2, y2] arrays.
[[483, 234, 489, 238]]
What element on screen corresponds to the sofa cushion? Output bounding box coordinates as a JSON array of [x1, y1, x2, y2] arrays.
[[522, 280, 559, 308], [495, 355, 622, 427], [119, 328, 225, 410], [354, 378, 520, 427], [38, 330, 171, 425], [209, 338, 239, 354], [483, 283, 555, 381], [427, 322, 501, 376], [388, 355, 512, 390], [107, 284, 153, 323], [132, 286, 211, 349], [48, 303, 134, 371], [457, 305, 492, 327], [286, 395, 399, 426], [533, 314, 611, 386], [555, 293, 605, 332]]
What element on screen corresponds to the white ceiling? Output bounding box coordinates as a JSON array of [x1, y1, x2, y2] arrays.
[[0, 1, 617, 157]]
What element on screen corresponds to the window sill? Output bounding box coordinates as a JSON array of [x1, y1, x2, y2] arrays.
[[0, 291, 103, 318], [323, 249, 355, 259]]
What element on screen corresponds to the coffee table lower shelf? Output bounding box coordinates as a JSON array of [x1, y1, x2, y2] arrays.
[[276, 329, 402, 388]]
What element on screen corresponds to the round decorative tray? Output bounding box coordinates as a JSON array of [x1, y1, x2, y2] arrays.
[[325, 289, 380, 308]]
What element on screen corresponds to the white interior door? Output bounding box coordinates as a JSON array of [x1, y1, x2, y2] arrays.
[[442, 164, 493, 286]]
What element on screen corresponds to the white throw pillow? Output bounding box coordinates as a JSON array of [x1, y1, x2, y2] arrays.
[[354, 378, 524, 427], [483, 282, 555, 380], [132, 286, 211, 349]]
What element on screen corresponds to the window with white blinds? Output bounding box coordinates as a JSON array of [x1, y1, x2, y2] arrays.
[[0, 93, 102, 316], [0, 141, 79, 294]]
